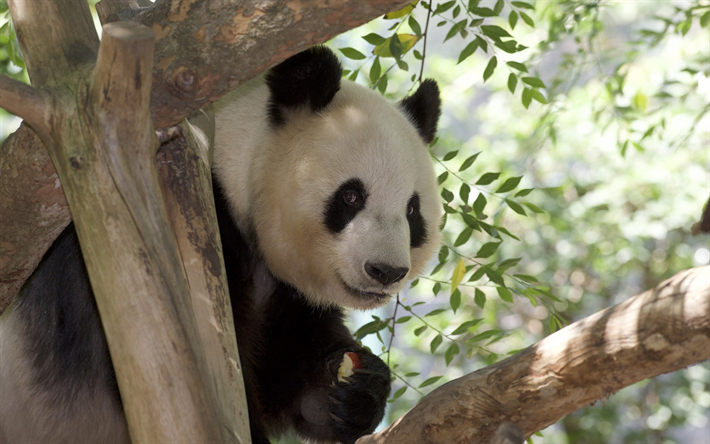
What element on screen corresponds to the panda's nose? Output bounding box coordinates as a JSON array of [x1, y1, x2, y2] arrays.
[[365, 263, 409, 285]]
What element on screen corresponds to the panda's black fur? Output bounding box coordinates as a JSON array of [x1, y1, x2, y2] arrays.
[[0, 46, 442, 444]]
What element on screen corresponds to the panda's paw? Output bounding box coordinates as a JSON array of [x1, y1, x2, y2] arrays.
[[327, 349, 391, 444]]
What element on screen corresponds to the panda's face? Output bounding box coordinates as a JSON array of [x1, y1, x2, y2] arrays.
[[251, 82, 442, 309]]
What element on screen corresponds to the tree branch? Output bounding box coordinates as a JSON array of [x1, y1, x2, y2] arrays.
[[136, 0, 413, 128], [357, 266, 710, 444], [0, 75, 52, 136]]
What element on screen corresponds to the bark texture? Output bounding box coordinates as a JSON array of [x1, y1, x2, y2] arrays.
[[357, 266, 710, 444]]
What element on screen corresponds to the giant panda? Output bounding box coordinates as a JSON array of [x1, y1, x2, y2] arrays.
[[0, 46, 443, 444]]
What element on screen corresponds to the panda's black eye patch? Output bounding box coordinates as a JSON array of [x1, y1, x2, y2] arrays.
[[407, 193, 427, 248], [325, 179, 367, 233]]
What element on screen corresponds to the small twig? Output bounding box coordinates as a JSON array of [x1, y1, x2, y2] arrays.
[[386, 295, 401, 367], [418, 5, 432, 82], [0, 75, 53, 136]]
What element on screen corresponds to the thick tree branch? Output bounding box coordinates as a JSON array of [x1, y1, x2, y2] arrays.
[[136, 0, 412, 128], [0, 75, 53, 136], [357, 266, 710, 444]]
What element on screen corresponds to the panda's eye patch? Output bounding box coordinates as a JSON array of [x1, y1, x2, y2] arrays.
[[342, 189, 364, 207], [325, 178, 367, 233], [407, 193, 427, 248]]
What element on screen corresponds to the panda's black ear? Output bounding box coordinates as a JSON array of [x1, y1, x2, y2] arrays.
[[399, 79, 442, 145], [265, 46, 342, 126]]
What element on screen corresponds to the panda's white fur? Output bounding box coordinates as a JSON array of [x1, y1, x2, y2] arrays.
[[214, 77, 442, 309]]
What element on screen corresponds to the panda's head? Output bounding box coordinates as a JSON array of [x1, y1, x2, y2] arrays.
[[251, 46, 443, 310]]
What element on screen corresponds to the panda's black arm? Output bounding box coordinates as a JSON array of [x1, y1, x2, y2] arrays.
[[257, 284, 391, 444]]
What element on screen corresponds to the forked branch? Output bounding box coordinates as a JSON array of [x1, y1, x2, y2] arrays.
[[0, 75, 52, 137]]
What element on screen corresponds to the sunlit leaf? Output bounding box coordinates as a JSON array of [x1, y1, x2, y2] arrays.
[[497, 287, 513, 303], [373, 34, 419, 58], [507, 73, 518, 93], [451, 258, 466, 293], [511, 1, 534, 9], [509, 10, 519, 29], [522, 76, 545, 88], [385, 1, 418, 19]]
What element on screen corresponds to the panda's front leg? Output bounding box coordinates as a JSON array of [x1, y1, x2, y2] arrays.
[[321, 347, 391, 444], [259, 283, 391, 444]]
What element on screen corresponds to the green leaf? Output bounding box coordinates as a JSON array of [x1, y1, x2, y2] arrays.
[[459, 183, 471, 203], [508, 10, 518, 29], [474, 288, 486, 308], [515, 188, 533, 197], [453, 5, 461, 18], [430, 334, 443, 353], [445, 343, 460, 366], [363, 33, 387, 45], [476, 172, 500, 185], [461, 212, 480, 230], [409, 16, 422, 35], [476, 36, 488, 53], [419, 375, 443, 388], [506, 61, 528, 72], [377, 74, 388, 94], [443, 150, 459, 161], [339, 47, 366, 60], [354, 319, 389, 339], [486, 267, 505, 286], [520, 11, 535, 28], [410, 278, 419, 288], [370, 57, 382, 82], [497, 257, 521, 271], [495, 176, 523, 193], [426, 308, 447, 317], [438, 246, 449, 263], [493, 0, 504, 14], [476, 242, 501, 258], [450, 289, 461, 313], [436, 0, 456, 14], [521, 87, 532, 109], [522, 76, 546, 88], [459, 152, 480, 171], [451, 258, 466, 293], [469, 6, 496, 17], [530, 89, 547, 104], [404, 371, 420, 377], [469, 266, 486, 282], [438, 171, 449, 185], [514, 273, 539, 283], [396, 316, 412, 324], [414, 325, 428, 336], [433, 282, 442, 296], [457, 40, 480, 64], [444, 19, 467, 42], [390, 386, 407, 402], [451, 319, 483, 335], [506, 199, 527, 215], [497, 287, 513, 303], [469, 329, 501, 342], [523, 201, 544, 214], [441, 188, 454, 203], [507, 73, 517, 93], [511, 1, 535, 9], [473, 192, 487, 214], [701, 11, 710, 28], [481, 25, 511, 38], [454, 227, 473, 247], [483, 56, 497, 82]]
